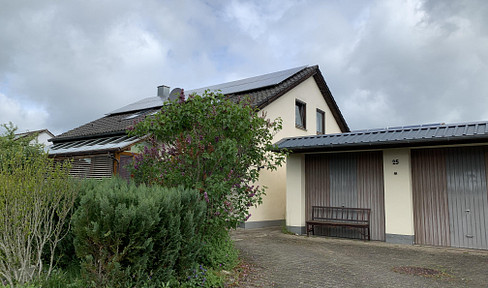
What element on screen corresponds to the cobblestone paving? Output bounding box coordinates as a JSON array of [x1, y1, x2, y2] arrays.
[[231, 227, 488, 288]]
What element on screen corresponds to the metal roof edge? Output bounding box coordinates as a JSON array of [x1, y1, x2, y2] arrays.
[[278, 134, 488, 154], [312, 68, 350, 132], [50, 131, 128, 143]]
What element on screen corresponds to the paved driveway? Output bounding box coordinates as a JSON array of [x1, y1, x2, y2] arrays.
[[231, 227, 488, 287]]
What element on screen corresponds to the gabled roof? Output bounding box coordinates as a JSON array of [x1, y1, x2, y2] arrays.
[[276, 121, 488, 153], [52, 65, 349, 143], [15, 129, 54, 139]]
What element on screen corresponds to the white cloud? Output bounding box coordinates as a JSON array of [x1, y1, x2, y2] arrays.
[[0, 93, 49, 131], [1, 0, 488, 135]]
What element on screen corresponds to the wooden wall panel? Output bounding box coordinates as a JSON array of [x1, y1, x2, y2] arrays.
[[413, 147, 488, 249], [446, 147, 488, 249], [357, 152, 386, 241], [305, 154, 329, 235], [412, 149, 450, 246]]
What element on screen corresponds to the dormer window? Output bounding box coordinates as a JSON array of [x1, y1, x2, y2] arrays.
[[295, 100, 306, 129], [316, 109, 325, 134]]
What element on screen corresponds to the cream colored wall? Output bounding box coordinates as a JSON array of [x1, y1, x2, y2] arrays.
[[32, 132, 53, 146], [383, 148, 414, 236], [247, 76, 343, 223], [286, 154, 306, 228], [265, 77, 343, 140]]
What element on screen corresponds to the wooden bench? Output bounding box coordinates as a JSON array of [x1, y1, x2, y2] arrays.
[[306, 206, 371, 241]]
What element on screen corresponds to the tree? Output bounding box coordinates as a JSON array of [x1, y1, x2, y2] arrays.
[[0, 123, 77, 286], [128, 91, 286, 229]]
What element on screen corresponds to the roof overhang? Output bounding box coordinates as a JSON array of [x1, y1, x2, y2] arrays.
[[277, 136, 488, 154], [47, 135, 142, 157], [275, 121, 488, 154]]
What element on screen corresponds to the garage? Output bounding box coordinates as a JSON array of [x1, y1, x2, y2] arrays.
[[280, 121, 488, 249], [412, 146, 488, 249], [305, 151, 385, 241]]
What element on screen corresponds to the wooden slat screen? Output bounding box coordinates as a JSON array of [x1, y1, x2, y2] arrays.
[[69, 156, 113, 179]]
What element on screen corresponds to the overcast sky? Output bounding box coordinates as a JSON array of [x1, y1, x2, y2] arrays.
[[1, 0, 487, 135]]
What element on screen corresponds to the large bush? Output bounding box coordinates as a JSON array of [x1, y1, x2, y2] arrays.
[[128, 91, 286, 229], [0, 123, 78, 286], [71, 178, 206, 287]]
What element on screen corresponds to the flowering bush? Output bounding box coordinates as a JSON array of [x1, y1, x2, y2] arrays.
[[128, 90, 286, 229]]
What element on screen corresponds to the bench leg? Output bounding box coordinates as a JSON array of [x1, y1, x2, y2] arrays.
[[306, 224, 315, 237]]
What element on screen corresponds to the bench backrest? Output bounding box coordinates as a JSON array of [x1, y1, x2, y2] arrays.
[[311, 206, 370, 222]]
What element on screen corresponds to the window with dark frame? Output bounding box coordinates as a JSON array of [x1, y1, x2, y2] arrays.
[[316, 109, 325, 134], [295, 100, 306, 129]]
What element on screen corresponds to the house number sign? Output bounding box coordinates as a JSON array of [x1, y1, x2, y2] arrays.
[[392, 159, 399, 165]]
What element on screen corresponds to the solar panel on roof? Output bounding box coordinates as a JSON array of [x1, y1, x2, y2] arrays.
[[186, 65, 307, 96], [107, 65, 308, 116], [108, 97, 165, 115]]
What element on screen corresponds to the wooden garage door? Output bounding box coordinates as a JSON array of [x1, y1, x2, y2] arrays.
[[412, 147, 488, 249], [305, 152, 385, 241]]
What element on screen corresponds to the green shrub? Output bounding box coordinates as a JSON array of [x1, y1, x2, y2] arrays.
[[71, 178, 206, 287], [200, 226, 239, 271], [0, 123, 78, 286]]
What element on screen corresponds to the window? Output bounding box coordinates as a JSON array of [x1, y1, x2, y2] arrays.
[[295, 100, 306, 129], [316, 109, 325, 134]]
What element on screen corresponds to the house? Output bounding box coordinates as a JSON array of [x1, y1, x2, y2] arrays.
[[277, 121, 488, 250], [15, 129, 54, 148], [49, 65, 349, 227]]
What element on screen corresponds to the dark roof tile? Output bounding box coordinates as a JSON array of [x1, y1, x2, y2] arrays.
[[52, 109, 159, 142]]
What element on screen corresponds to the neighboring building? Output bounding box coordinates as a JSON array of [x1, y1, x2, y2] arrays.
[[15, 129, 55, 147], [277, 121, 488, 250], [49, 65, 349, 226]]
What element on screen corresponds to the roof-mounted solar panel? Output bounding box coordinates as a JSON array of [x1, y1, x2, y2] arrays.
[[186, 65, 307, 96], [107, 65, 308, 116]]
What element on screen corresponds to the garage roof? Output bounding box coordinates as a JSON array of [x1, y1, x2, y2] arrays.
[[276, 121, 488, 153]]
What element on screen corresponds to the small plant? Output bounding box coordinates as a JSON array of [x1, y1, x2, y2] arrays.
[[281, 224, 295, 235], [183, 265, 224, 288]]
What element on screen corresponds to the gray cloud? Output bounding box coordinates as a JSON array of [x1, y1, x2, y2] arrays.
[[0, 0, 487, 135]]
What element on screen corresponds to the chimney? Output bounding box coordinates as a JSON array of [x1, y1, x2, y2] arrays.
[[157, 85, 170, 100]]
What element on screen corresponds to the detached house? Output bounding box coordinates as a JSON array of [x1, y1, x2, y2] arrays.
[[49, 65, 349, 228]]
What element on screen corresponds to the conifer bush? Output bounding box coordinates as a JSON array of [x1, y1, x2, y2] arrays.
[[71, 178, 206, 287]]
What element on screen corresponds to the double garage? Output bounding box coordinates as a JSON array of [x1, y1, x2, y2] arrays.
[[280, 122, 488, 250]]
